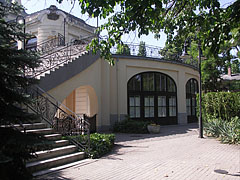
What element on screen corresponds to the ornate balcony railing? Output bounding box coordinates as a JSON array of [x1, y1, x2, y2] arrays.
[[27, 33, 65, 54], [111, 43, 198, 68], [26, 85, 90, 151], [25, 35, 94, 78]]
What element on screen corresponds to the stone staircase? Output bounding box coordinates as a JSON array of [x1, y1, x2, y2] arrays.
[[14, 122, 85, 176]]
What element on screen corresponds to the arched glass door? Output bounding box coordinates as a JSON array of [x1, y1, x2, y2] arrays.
[[186, 78, 199, 123], [128, 72, 177, 125]]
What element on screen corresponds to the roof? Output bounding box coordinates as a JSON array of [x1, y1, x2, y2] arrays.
[[221, 73, 240, 81], [24, 5, 96, 30]]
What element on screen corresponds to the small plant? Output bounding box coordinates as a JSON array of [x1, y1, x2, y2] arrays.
[[204, 116, 240, 144], [64, 133, 115, 159], [113, 116, 150, 134]]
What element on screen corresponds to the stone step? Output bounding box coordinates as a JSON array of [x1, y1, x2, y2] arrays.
[[31, 145, 77, 162], [44, 134, 62, 141], [14, 123, 47, 130], [50, 139, 69, 148], [23, 128, 53, 135], [26, 152, 85, 173]]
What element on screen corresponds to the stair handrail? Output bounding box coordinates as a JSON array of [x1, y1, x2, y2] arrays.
[[25, 35, 96, 78], [35, 86, 90, 126], [26, 85, 90, 151]]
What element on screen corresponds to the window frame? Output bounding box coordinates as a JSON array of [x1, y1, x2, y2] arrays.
[[127, 72, 178, 125], [186, 78, 199, 123]]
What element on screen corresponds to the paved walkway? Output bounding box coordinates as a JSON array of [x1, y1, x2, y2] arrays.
[[36, 124, 240, 180]]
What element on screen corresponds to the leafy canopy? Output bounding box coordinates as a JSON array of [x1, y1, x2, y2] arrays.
[[57, 0, 240, 63]]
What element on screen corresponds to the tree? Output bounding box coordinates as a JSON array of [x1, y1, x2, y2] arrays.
[[116, 43, 130, 55], [56, 0, 240, 63], [159, 43, 182, 60], [0, 2, 43, 179], [138, 41, 146, 57]]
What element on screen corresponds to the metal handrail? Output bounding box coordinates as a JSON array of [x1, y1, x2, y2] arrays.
[[26, 85, 90, 151], [110, 42, 198, 68], [36, 86, 89, 126]]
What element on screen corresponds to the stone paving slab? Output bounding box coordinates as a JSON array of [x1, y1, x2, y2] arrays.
[[35, 124, 240, 180]]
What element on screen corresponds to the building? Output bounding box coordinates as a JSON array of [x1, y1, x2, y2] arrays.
[[16, 4, 200, 131], [220, 67, 240, 92]]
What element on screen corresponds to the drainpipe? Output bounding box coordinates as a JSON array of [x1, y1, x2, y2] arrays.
[[116, 58, 119, 122], [228, 66, 231, 76], [64, 18, 66, 45]]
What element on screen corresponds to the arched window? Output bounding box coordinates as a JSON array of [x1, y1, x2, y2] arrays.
[[26, 36, 37, 50], [128, 72, 177, 125], [186, 78, 199, 123]]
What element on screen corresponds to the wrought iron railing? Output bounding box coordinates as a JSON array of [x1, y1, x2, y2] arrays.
[[110, 42, 198, 68], [25, 35, 94, 78], [26, 85, 90, 151], [27, 33, 65, 54]]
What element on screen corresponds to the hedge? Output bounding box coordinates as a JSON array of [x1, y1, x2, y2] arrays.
[[197, 92, 240, 121]]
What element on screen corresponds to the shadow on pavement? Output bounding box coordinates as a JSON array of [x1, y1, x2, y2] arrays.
[[214, 169, 240, 177], [114, 123, 199, 143]]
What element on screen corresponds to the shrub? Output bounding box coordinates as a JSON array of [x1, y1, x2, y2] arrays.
[[113, 118, 150, 134], [204, 116, 240, 144], [197, 92, 240, 121], [64, 133, 115, 159]]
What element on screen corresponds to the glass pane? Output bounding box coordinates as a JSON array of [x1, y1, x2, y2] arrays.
[[192, 107, 196, 115], [150, 107, 154, 117], [194, 80, 198, 94], [130, 97, 134, 106], [149, 73, 154, 91], [128, 80, 134, 91], [167, 77, 176, 92], [169, 107, 176, 116], [169, 96, 176, 106], [143, 74, 149, 91], [144, 107, 149, 117], [136, 107, 140, 117], [135, 96, 140, 106], [155, 74, 160, 91], [186, 98, 191, 106], [128, 75, 141, 91], [130, 107, 135, 118], [135, 75, 141, 91], [158, 107, 166, 117], [149, 96, 154, 106], [143, 73, 154, 91], [186, 81, 191, 93], [161, 75, 166, 91], [144, 97, 149, 106], [191, 79, 195, 94], [192, 97, 196, 106], [158, 96, 166, 106], [187, 106, 191, 115]]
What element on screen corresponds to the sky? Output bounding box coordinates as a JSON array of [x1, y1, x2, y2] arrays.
[[21, 0, 235, 48]]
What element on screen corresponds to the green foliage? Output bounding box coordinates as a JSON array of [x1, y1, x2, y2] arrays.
[[204, 116, 240, 144], [57, 0, 240, 63], [64, 133, 115, 159], [0, 2, 41, 179], [159, 43, 182, 60], [0, 3, 40, 125], [116, 43, 130, 55], [137, 41, 146, 57], [113, 117, 150, 134], [0, 127, 48, 180], [197, 92, 240, 121]]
